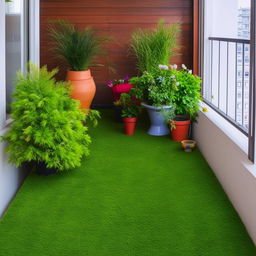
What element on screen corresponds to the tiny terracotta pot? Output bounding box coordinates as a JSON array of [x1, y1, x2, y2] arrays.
[[66, 69, 96, 112], [123, 117, 137, 135], [170, 116, 191, 142], [181, 140, 196, 152]]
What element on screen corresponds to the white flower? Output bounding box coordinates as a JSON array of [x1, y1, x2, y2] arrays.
[[158, 64, 169, 70], [148, 88, 152, 91], [182, 64, 187, 70], [170, 64, 178, 70], [171, 75, 176, 79], [188, 70, 192, 74], [176, 82, 180, 86]]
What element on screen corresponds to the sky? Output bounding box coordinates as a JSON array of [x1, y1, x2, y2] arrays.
[[238, 0, 250, 8]]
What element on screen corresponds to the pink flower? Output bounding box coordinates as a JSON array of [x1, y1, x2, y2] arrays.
[[106, 81, 113, 88], [124, 75, 130, 82]]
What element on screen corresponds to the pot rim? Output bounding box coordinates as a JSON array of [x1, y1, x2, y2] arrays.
[[67, 69, 90, 73], [141, 102, 173, 110], [123, 117, 137, 122]]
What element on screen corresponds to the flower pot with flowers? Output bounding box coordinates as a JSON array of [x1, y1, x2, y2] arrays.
[[106, 76, 133, 102], [115, 92, 141, 135], [168, 64, 202, 142], [129, 65, 177, 136]]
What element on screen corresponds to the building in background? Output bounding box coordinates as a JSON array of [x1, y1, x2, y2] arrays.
[[237, 7, 250, 128]]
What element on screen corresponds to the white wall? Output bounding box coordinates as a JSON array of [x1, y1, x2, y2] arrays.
[[0, 0, 27, 217], [194, 110, 256, 245], [0, 0, 39, 217], [0, 129, 28, 216]]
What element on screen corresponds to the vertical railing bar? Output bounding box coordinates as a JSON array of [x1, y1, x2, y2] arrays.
[[248, 0, 255, 162], [242, 43, 245, 127], [226, 42, 229, 115], [210, 40, 213, 102], [218, 41, 221, 108], [235, 43, 238, 122]]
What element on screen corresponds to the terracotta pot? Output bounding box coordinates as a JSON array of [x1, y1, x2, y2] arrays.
[[171, 116, 191, 142], [66, 69, 96, 112], [181, 140, 196, 152], [123, 117, 137, 135]]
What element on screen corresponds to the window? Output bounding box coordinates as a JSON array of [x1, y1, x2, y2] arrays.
[[200, 0, 255, 161], [202, 0, 251, 133], [0, 0, 39, 129], [5, 0, 28, 114]]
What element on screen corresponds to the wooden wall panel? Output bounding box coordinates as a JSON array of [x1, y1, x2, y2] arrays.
[[40, 0, 193, 105]]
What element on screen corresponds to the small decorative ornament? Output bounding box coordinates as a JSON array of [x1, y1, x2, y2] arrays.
[[181, 140, 196, 152]]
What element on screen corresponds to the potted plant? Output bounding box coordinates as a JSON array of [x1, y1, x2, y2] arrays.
[[130, 65, 177, 136], [48, 20, 110, 112], [106, 76, 133, 122], [130, 20, 180, 74], [115, 93, 141, 135], [106, 76, 133, 102], [170, 64, 202, 142], [1, 64, 92, 175]]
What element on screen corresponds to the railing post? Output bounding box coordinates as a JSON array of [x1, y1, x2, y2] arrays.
[[248, 0, 255, 162]]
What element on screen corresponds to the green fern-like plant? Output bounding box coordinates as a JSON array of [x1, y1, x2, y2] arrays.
[[130, 20, 180, 74], [48, 19, 110, 71], [1, 64, 92, 171]]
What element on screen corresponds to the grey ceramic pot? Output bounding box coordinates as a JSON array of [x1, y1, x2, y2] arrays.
[[141, 102, 172, 136]]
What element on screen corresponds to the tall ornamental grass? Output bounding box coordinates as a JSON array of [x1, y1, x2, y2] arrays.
[[48, 20, 109, 71], [130, 20, 180, 74]]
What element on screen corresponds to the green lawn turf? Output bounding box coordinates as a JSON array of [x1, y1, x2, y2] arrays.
[[0, 110, 255, 256]]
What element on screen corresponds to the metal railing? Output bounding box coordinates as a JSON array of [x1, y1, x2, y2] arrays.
[[203, 37, 250, 135]]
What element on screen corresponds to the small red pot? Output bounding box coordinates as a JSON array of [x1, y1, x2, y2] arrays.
[[123, 117, 137, 135], [171, 117, 191, 142]]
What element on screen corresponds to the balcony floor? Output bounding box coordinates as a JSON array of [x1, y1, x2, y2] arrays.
[[0, 110, 255, 255]]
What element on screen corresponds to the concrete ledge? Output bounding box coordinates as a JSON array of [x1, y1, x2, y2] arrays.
[[194, 110, 256, 244]]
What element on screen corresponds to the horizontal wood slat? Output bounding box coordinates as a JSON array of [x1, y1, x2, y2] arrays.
[[40, 0, 193, 105]]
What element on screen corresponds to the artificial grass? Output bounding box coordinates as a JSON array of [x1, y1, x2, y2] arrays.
[[0, 110, 255, 256]]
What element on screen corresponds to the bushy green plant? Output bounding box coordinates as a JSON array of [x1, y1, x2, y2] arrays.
[[172, 64, 202, 120], [48, 20, 110, 71], [1, 64, 92, 171], [129, 65, 177, 107], [114, 93, 141, 118], [130, 20, 180, 74]]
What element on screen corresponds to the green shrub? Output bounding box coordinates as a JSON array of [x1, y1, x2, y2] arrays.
[[1, 64, 92, 171], [129, 66, 177, 107], [48, 20, 110, 71], [130, 20, 180, 74], [114, 93, 141, 118], [172, 65, 202, 120]]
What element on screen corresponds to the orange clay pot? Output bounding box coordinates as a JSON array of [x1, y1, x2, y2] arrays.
[[170, 117, 191, 142], [66, 70, 96, 112]]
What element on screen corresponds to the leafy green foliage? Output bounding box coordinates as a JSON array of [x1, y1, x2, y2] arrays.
[[114, 93, 141, 118], [172, 67, 202, 120], [160, 107, 176, 126], [1, 64, 92, 171], [86, 109, 101, 127], [129, 67, 177, 107], [48, 20, 110, 71], [130, 20, 180, 74]]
